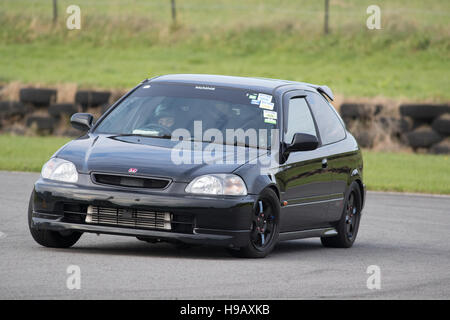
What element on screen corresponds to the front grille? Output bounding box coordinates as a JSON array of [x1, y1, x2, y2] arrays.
[[86, 206, 172, 230], [92, 173, 170, 189]]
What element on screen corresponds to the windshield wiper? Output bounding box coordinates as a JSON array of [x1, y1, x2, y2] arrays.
[[186, 137, 269, 150], [112, 133, 172, 139]]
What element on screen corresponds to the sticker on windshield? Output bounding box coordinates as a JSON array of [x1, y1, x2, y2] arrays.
[[248, 94, 258, 100], [263, 110, 277, 119], [251, 99, 260, 105], [264, 118, 276, 124], [257, 93, 273, 103], [259, 102, 274, 110], [143, 85, 151, 88]]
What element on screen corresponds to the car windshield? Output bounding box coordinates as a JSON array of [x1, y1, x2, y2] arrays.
[[94, 83, 277, 148]]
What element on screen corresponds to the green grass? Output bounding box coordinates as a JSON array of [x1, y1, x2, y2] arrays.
[[0, 135, 71, 172], [0, 135, 448, 194], [0, 0, 449, 100], [363, 150, 450, 194]]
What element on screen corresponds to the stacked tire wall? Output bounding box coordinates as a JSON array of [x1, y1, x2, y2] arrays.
[[0, 86, 124, 136], [340, 102, 450, 154]]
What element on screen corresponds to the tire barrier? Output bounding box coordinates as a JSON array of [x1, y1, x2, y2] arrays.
[[0, 101, 28, 118], [430, 138, 450, 154], [353, 131, 375, 148], [378, 116, 412, 135], [48, 104, 79, 118], [0, 86, 114, 136], [431, 114, 450, 136], [399, 104, 450, 121], [75, 90, 111, 108], [340, 103, 383, 121], [340, 102, 450, 153], [406, 126, 442, 149], [19, 88, 57, 107], [26, 116, 55, 132]]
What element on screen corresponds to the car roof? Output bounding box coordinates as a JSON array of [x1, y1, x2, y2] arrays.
[[148, 74, 334, 100]]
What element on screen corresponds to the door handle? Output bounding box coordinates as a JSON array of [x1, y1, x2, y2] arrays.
[[322, 158, 328, 169]]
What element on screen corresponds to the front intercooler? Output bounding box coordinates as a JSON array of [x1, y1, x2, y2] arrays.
[[85, 206, 172, 230]]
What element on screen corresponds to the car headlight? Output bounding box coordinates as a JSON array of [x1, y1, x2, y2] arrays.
[[41, 158, 78, 183], [185, 174, 247, 196]]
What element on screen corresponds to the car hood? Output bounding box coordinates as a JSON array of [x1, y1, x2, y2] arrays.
[[55, 134, 267, 182]]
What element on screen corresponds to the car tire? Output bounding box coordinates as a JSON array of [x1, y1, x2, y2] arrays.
[[48, 103, 79, 118], [432, 114, 450, 136], [28, 192, 82, 248], [406, 125, 442, 149], [321, 182, 362, 248], [0, 101, 28, 118], [19, 88, 57, 106], [227, 188, 280, 258], [430, 137, 450, 154], [75, 90, 111, 108], [26, 116, 55, 131], [399, 104, 450, 121]]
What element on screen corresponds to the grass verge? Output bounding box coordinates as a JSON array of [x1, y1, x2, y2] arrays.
[[363, 150, 450, 194], [0, 135, 70, 172], [0, 0, 449, 100], [0, 135, 448, 194]]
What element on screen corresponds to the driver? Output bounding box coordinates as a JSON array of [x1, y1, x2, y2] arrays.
[[154, 105, 176, 130], [158, 112, 175, 129]]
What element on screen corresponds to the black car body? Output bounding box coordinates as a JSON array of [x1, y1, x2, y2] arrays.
[[29, 74, 366, 258]]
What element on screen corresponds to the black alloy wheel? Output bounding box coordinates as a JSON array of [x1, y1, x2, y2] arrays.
[[228, 188, 280, 258], [321, 182, 362, 248]]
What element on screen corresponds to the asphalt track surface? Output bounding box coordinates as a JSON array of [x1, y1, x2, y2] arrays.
[[0, 171, 449, 299]]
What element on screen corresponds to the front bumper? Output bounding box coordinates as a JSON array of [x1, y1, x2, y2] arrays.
[[31, 174, 257, 247]]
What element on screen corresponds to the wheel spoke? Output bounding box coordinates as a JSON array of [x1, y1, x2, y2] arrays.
[[258, 200, 263, 214], [251, 197, 277, 250]]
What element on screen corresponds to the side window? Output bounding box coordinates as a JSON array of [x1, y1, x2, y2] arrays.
[[308, 93, 346, 145], [284, 97, 317, 144]]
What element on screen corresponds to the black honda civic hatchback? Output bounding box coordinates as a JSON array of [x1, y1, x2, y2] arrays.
[[29, 74, 365, 258]]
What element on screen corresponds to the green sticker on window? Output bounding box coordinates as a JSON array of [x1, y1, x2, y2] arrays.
[[264, 118, 276, 124]]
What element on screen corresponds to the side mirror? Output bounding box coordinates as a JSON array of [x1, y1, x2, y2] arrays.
[[286, 133, 319, 153], [70, 113, 93, 131]]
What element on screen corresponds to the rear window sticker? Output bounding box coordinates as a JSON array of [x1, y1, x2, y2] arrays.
[[264, 118, 277, 124], [259, 102, 274, 110], [257, 93, 273, 103], [263, 110, 277, 119]]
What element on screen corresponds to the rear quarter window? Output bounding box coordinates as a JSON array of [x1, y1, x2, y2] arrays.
[[308, 93, 346, 145]]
